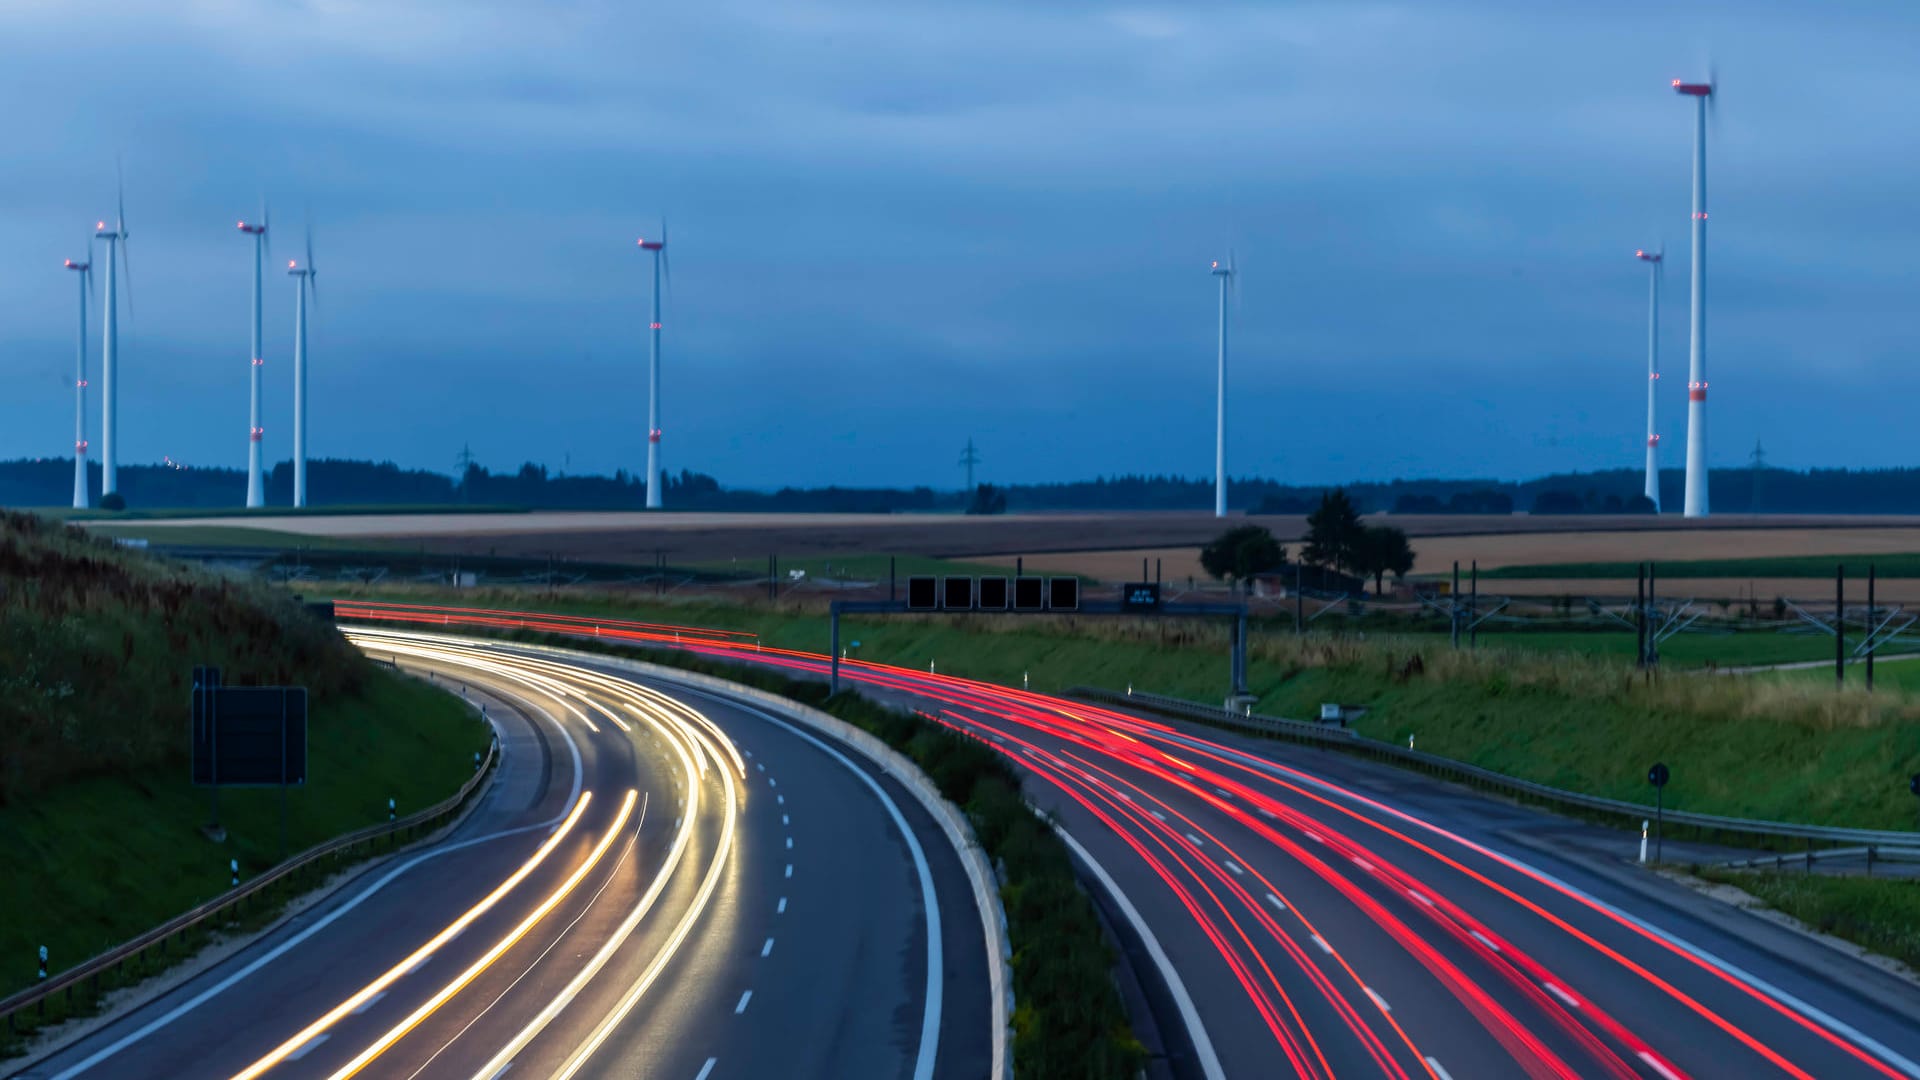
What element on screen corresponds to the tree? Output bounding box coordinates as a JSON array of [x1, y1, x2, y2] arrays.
[[1354, 525, 1415, 594], [99, 491, 126, 512], [1531, 490, 1583, 515], [966, 483, 1007, 515], [1302, 489, 1365, 573], [1199, 525, 1286, 585]]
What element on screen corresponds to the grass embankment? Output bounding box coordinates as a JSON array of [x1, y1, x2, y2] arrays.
[[327, 583, 1920, 833], [0, 513, 487, 1006], [1700, 872, 1920, 972], [529, 638, 1145, 1078], [1482, 553, 1920, 580], [80, 524, 404, 551]]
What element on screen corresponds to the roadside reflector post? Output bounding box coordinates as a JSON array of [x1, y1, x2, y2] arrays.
[[1023, 671, 1029, 691], [230, 858, 239, 887], [388, 796, 396, 822], [473, 749, 482, 772], [1408, 734, 1414, 750], [1640, 821, 1649, 863], [38, 945, 47, 982]]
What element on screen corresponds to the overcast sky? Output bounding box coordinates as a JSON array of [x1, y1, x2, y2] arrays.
[[2, 1, 1916, 491]]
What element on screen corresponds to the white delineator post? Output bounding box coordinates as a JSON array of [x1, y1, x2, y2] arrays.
[[639, 233, 666, 509], [240, 219, 268, 507], [1676, 78, 1712, 518], [66, 257, 91, 508], [1635, 248, 1663, 510], [1211, 257, 1232, 518]]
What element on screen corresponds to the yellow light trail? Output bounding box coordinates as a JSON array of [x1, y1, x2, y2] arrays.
[[225, 793, 595, 1080]]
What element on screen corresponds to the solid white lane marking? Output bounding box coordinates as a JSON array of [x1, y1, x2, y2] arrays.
[[350, 990, 388, 1015], [761, 937, 775, 957], [1424, 1057, 1454, 1080], [1365, 987, 1391, 1014], [735, 990, 753, 1014], [1543, 982, 1580, 1009], [1265, 893, 1287, 911], [1638, 1051, 1682, 1080], [1471, 930, 1501, 952], [695, 1060, 717, 1080], [286, 1034, 330, 1061], [1407, 888, 1434, 907], [777, 897, 787, 914], [1224, 861, 1244, 876], [1310, 934, 1333, 955], [1051, 827, 1226, 1080]]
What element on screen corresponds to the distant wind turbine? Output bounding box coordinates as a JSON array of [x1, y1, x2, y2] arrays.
[[637, 223, 671, 509], [1673, 71, 1716, 517], [238, 205, 270, 507], [1210, 253, 1237, 518], [63, 249, 94, 509], [1635, 246, 1664, 511], [94, 176, 132, 499], [287, 227, 318, 508]]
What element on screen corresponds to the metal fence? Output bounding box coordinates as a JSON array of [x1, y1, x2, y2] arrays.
[[1067, 686, 1920, 855], [0, 737, 498, 1039]]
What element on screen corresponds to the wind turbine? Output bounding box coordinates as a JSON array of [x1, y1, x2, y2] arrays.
[[1674, 72, 1715, 517], [1635, 246, 1663, 511], [63, 250, 94, 509], [287, 227, 317, 508], [637, 223, 670, 509], [94, 179, 132, 500], [1210, 253, 1236, 518], [238, 205, 270, 507]]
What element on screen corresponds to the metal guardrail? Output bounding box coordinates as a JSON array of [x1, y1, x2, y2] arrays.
[[1067, 686, 1920, 853], [1719, 845, 1920, 872], [0, 729, 498, 1037]]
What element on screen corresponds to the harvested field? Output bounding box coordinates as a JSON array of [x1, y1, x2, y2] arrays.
[[103, 512, 1920, 571], [1484, 576, 1920, 605]]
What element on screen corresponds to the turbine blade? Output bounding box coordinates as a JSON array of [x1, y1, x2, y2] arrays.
[[120, 237, 134, 318]]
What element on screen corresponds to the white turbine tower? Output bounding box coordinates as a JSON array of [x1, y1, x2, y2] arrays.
[[1674, 74, 1715, 517], [637, 223, 670, 509], [288, 228, 317, 508], [238, 207, 270, 507], [1210, 253, 1236, 518], [63, 250, 94, 509], [94, 182, 131, 500], [1635, 247, 1664, 510]]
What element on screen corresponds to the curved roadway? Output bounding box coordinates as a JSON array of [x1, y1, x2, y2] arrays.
[[13, 630, 989, 1080]]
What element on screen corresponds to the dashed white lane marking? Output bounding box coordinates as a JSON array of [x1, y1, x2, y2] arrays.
[[286, 1034, 330, 1061], [776, 794, 785, 805], [1303, 830, 1324, 844], [989, 733, 1004, 743], [1408, 888, 1434, 907], [1117, 791, 1133, 801], [1150, 810, 1168, 822], [1637, 1051, 1682, 1080], [785, 864, 793, 879], [488, 1064, 514, 1080], [1424, 1057, 1454, 1080], [768, 777, 777, 787], [350, 990, 388, 1015], [1543, 982, 1580, 1008], [403, 953, 432, 976], [1351, 856, 1375, 872], [695, 1059, 717, 1080], [1310, 934, 1333, 955], [743, 749, 754, 759], [1471, 930, 1501, 952], [786, 837, 794, 850], [1214, 787, 1234, 798], [756, 762, 766, 772], [1265, 893, 1287, 911], [762, 937, 775, 957], [1365, 987, 1392, 1013], [1224, 861, 1244, 876], [1257, 807, 1278, 819], [781, 814, 789, 826], [735, 990, 753, 1014], [1184, 832, 1204, 847], [777, 897, 788, 914]]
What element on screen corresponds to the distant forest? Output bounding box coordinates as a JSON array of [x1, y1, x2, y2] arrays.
[[4, 457, 1919, 515]]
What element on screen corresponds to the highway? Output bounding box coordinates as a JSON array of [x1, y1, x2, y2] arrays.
[[329, 601, 1920, 1080], [14, 631, 990, 1080]]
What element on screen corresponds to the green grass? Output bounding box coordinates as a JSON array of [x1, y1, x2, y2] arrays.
[[328, 583, 1920, 832], [38, 504, 529, 522], [1698, 871, 1920, 971], [690, 552, 1060, 583], [1359, 628, 1888, 670], [0, 670, 486, 1001], [1481, 553, 1920, 580]]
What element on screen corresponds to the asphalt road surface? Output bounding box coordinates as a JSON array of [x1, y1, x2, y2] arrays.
[[13, 631, 989, 1080]]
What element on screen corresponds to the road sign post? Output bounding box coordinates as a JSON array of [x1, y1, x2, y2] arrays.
[[1648, 762, 1670, 862]]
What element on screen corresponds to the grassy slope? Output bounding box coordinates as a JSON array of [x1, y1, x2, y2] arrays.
[[0, 514, 488, 1000], [1701, 872, 1920, 972], [329, 584, 1920, 831]]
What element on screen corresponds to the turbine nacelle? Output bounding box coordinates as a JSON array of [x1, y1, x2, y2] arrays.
[[94, 221, 122, 240], [637, 238, 665, 251], [1634, 249, 1663, 263], [64, 259, 90, 272], [237, 221, 267, 235], [1671, 79, 1713, 97]]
